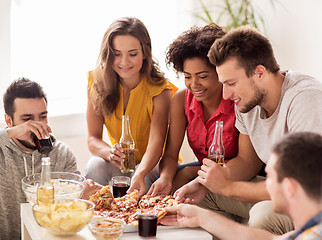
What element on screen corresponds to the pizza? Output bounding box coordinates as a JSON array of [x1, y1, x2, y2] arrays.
[[89, 185, 114, 211], [89, 186, 177, 225]]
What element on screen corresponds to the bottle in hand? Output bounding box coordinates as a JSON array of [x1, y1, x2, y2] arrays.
[[33, 134, 53, 155], [37, 157, 54, 206], [119, 115, 136, 173], [208, 121, 225, 166]]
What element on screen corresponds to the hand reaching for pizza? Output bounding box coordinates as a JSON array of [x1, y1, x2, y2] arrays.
[[159, 204, 201, 228], [174, 177, 209, 204], [147, 176, 172, 196], [128, 174, 146, 198], [82, 179, 103, 200]]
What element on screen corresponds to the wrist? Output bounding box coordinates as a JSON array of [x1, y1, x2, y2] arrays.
[[221, 180, 236, 198], [159, 172, 175, 183]]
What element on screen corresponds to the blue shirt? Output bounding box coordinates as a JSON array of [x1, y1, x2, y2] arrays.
[[284, 212, 322, 240]]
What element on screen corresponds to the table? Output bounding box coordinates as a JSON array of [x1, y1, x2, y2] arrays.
[[21, 203, 212, 240]]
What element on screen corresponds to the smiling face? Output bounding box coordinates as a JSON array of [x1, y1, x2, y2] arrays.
[[265, 153, 288, 215], [112, 34, 144, 84], [217, 57, 266, 113], [183, 57, 222, 102]]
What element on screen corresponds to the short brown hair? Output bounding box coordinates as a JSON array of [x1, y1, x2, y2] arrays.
[[208, 26, 280, 77], [3, 77, 47, 119], [272, 132, 322, 202]]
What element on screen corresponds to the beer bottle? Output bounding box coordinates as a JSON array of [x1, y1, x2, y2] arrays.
[[37, 157, 54, 206], [119, 115, 136, 173], [208, 121, 225, 166]]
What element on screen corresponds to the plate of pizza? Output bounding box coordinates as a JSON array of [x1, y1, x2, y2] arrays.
[[89, 185, 178, 232]]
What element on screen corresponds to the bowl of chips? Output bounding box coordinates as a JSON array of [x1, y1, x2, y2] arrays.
[[22, 172, 86, 205], [88, 217, 125, 240], [32, 198, 94, 236]]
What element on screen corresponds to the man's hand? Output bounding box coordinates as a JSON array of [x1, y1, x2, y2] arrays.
[[198, 158, 232, 196], [147, 176, 172, 196], [159, 204, 201, 228], [174, 178, 209, 204], [127, 173, 146, 197], [82, 179, 103, 200], [7, 120, 52, 143]]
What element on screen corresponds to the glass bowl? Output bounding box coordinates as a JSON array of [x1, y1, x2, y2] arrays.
[[88, 217, 125, 240], [22, 172, 86, 205], [32, 198, 94, 236]]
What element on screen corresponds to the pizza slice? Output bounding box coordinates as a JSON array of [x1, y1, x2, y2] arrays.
[[138, 194, 178, 222], [89, 185, 115, 211], [113, 190, 139, 212]]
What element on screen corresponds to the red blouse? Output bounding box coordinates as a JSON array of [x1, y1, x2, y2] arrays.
[[185, 89, 239, 164]]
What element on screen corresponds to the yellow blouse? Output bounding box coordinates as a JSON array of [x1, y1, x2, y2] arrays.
[[88, 71, 178, 164]]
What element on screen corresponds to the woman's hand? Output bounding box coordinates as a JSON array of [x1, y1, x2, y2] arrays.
[[108, 143, 125, 169], [147, 176, 172, 196], [128, 173, 146, 197]]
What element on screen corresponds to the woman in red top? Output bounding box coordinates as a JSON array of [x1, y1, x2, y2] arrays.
[[148, 23, 239, 195]]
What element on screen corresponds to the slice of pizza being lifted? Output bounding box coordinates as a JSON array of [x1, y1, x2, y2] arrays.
[[89, 185, 114, 211]]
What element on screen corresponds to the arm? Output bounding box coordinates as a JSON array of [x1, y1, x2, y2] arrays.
[[86, 89, 124, 168], [160, 204, 278, 240], [226, 133, 263, 181], [129, 88, 172, 196], [198, 134, 270, 203], [148, 89, 187, 196], [6, 119, 52, 144]]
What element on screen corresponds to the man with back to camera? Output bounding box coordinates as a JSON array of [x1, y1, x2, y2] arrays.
[[0, 77, 101, 240], [161, 132, 322, 240], [173, 26, 322, 235]]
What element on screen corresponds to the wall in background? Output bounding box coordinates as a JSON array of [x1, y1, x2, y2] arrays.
[[194, 0, 322, 80], [1, 0, 321, 175]]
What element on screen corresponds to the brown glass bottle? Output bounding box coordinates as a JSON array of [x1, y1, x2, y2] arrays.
[[208, 121, 225, 166], [119, 115, 136, 173]]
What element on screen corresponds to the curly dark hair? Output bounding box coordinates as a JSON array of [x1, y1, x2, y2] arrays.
[[166, 23, 226, 74]]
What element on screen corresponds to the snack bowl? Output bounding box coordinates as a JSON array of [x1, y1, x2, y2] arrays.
[[88, 217, 125, 240], [32, 198, 94, 236], [22, 172, 86, 205]]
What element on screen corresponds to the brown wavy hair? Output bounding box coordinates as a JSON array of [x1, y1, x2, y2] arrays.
[[90, 17, 166, 117]]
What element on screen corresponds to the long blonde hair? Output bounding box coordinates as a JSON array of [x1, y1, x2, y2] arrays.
[[90, 17, 166, 117]]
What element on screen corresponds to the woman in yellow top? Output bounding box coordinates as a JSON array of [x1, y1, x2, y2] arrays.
[[85, 17, 177, 196]]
